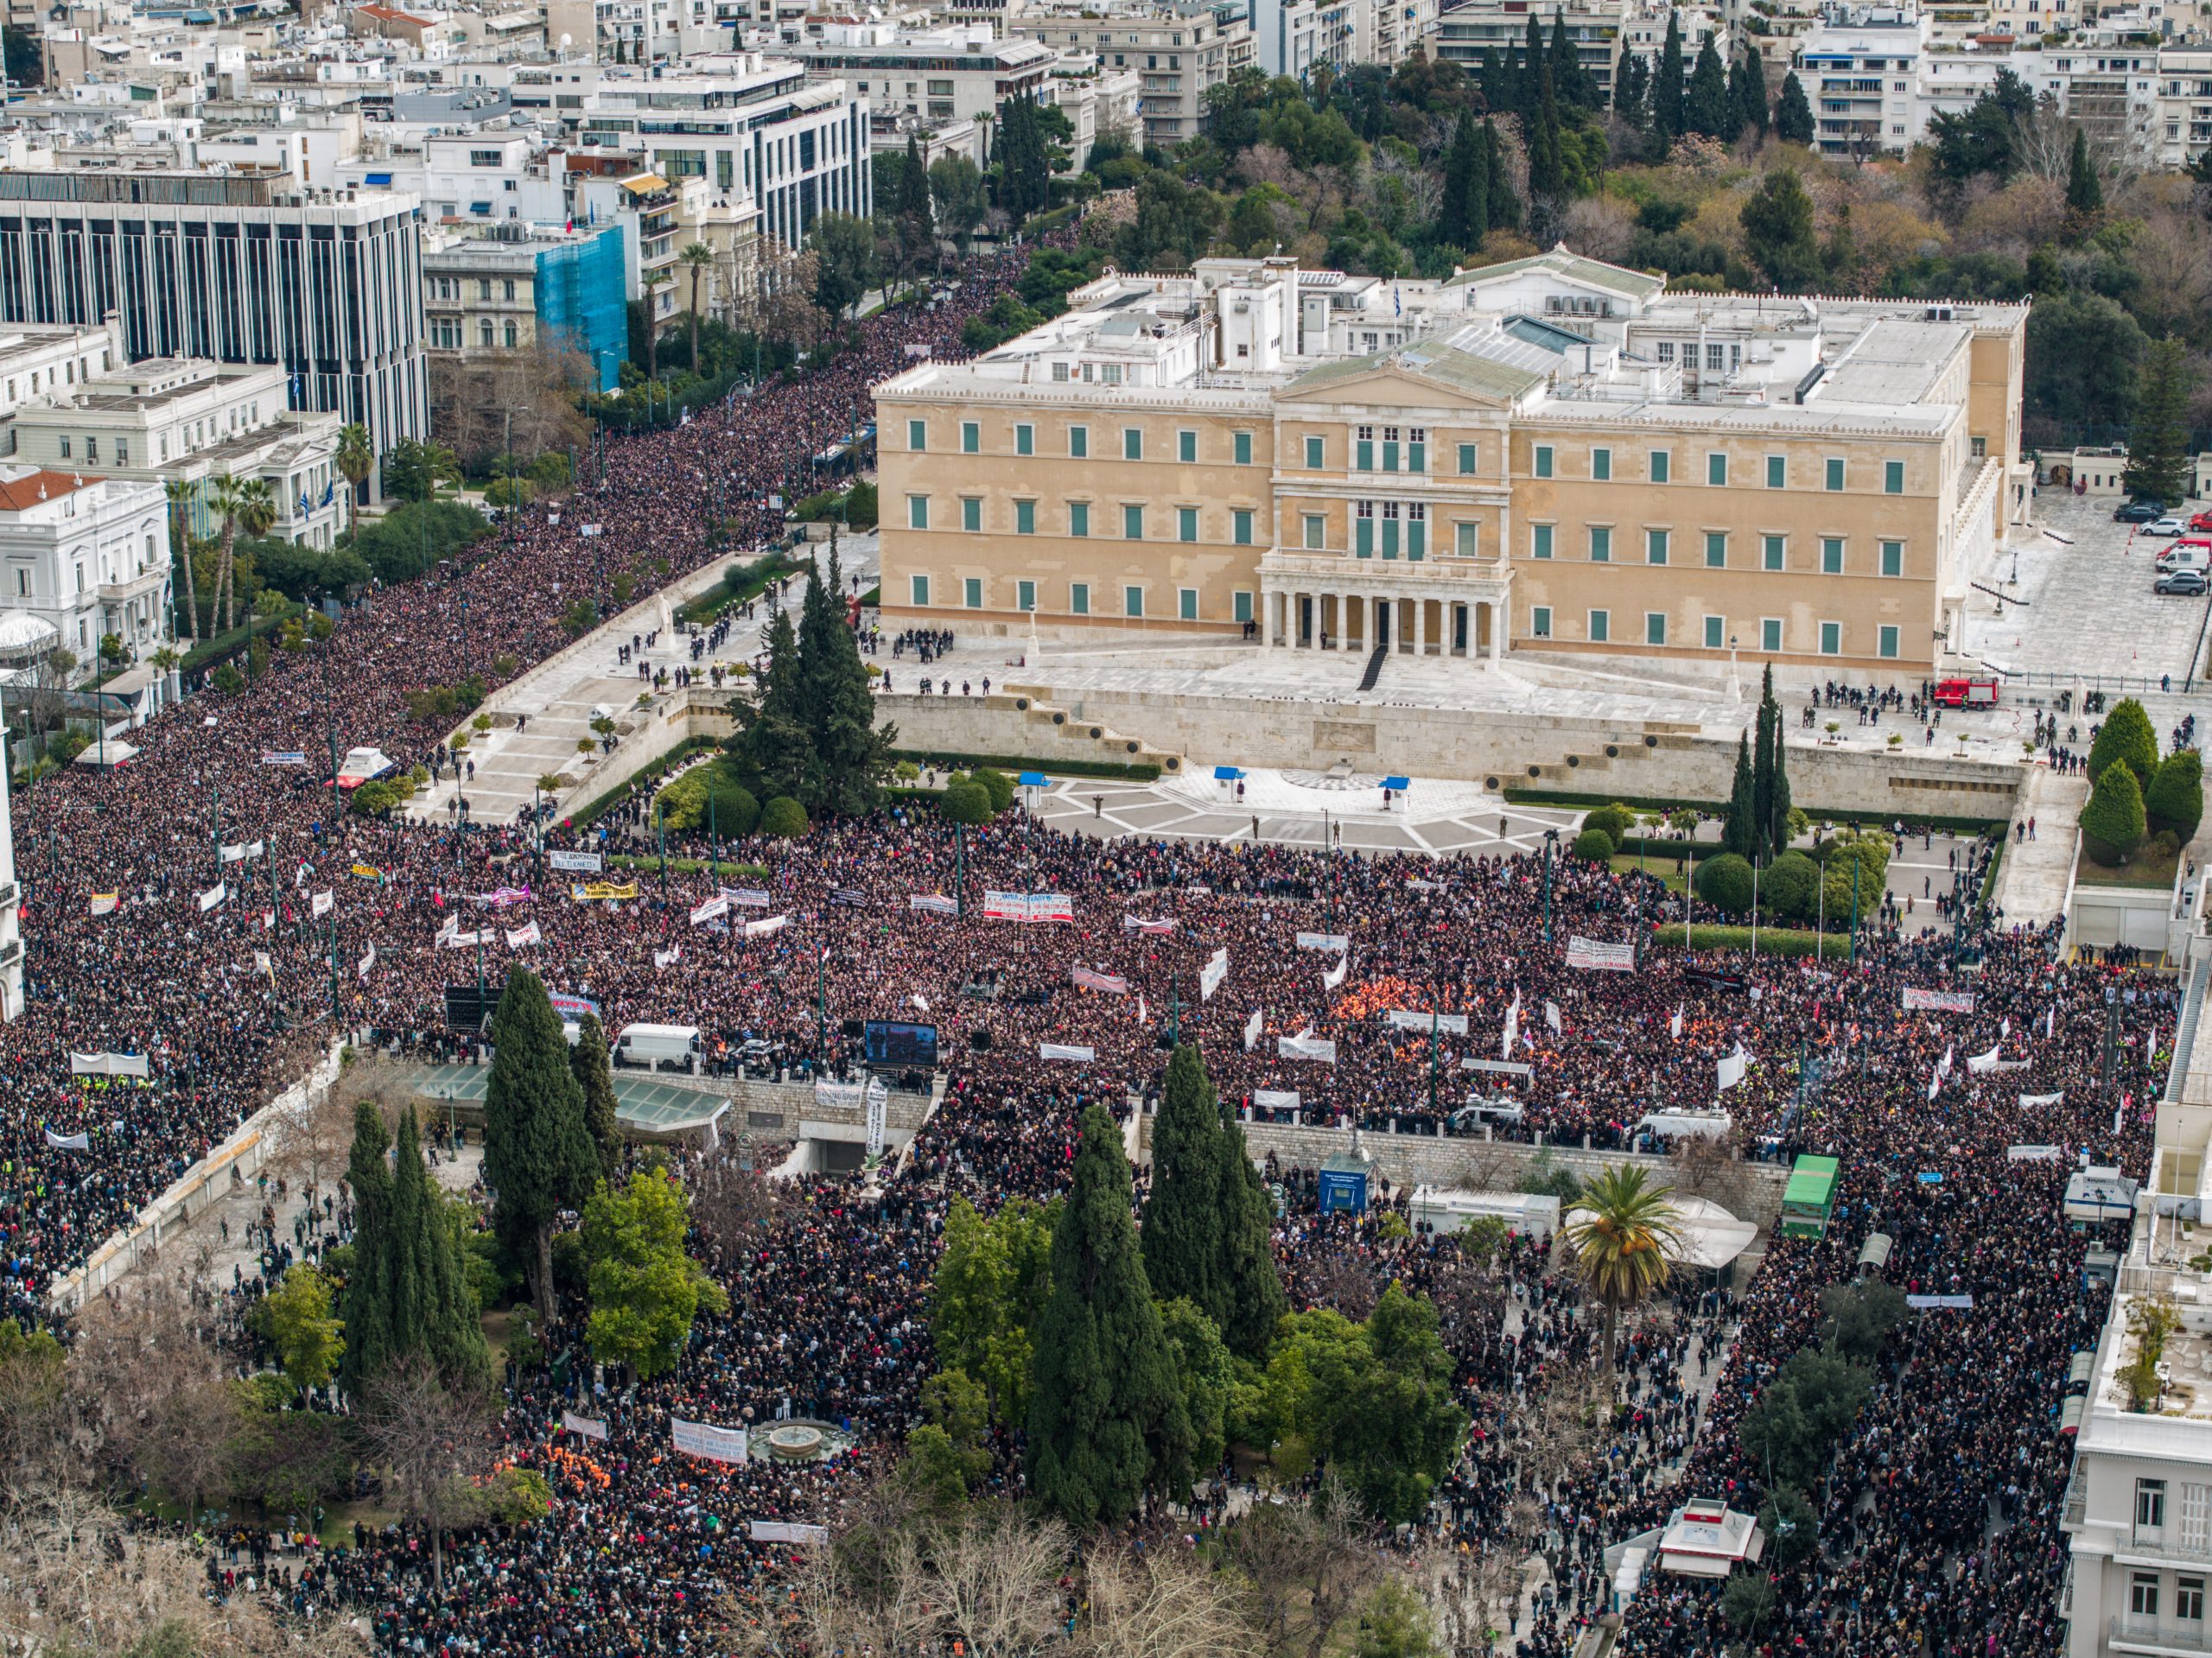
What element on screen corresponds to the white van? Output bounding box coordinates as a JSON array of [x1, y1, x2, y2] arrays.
[[615, 1022, 702, 1072], [2158, 539, 2212, 573]]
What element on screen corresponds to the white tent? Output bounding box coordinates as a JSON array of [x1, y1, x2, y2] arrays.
[[1567, 1191, 1757, 1274], [72, 740, 138, 768], [337, 746, 395, 788]]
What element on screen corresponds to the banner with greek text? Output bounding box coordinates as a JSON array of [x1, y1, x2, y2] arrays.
[[548, 849, 603, 873], [908, 893, 957, 915], [571, 882, 640, 901], [814, 1079, 865, 1112], [311, 891, 334, 918], [1039, 1044, 1096, 1061], [671, 1419, 749, 1464], [983, 891, 1027, 920], [865, 1076, 887, 1160], [43, 1127, 88, 1151], [561, 1411, 608, 1440], [1199, 948, 1229, 1002], [1966, 1045, 2003, 1075], [506, 921, 541, 948], [1565, 936, 1637, 972], [1385, 1009, 1469, 1034], [2008, 1144, 2063, 1161], [2020, 1090, 2065, 1108], [690, 895, 729, 927], [358, 943, 375, 981], [1461, 1058, 1534, 1077], [722, 887, 772, 908], [260, 751, 307, 766], [1296, 932, 1350, 953], [1903, 988, 1976, 1013], [350, 864, 385, 883], [88, 893, 117, 916]]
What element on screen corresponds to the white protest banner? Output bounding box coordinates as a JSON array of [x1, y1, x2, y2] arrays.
[[690, 895, 729, 927], [448, 930, 488, 950], [1670, 1003, 1683, 1040], [87, 893, 118, 916], [2020, 1090, 2066, 1109], [1717, 1045, 1749, 1092], [653, 947, 681, 968], [747, 1521, 830, 1546], [814, 1079, 865, 1112], [1243, 1007, 1264, 1051], [253, 950, 271, 975], [1254, 1089, 1300, 1111], [1321, 953, 1350, 991], [197, 881, 226, 912], [1545, 1000, 1562, 1034], [1565, 936, 1637, 972], [1385, 1009, 1469, 1035], [1199, 948, 1229, 1002], [1279, 1033, 1338, 1064], [2008, 1144, 2063, 1162], [865, 1075, 888, 1160], [1296, 932, 1350, 952], [722, 887, 773, 908], [1123, 915, 1176, 934], [548, 849, 603, 874], [507, 921, 541, 948], [909, 893, 958, 915], [983, 891, 1028, 921], [358, 943, 375, 981], [219, 841, 264, 865], [1462, 1058, 1535, 1077], [436, 913, 460, 945], [561, 1411, 608, 1440], [671, 1419, 749, 1464], [1966, 1045, 2003, 1075], [743, 914, 789, 938], [1906, 1294, 1974, 1310], [69, 1051, 149, 1078], [1072, 965, 1129, 995], [1039, 1044, 1096, 1061], [1903, 987, 1976, 1013], [1029, 894, 1074, 924], [311, 891, 334, 918], [42, 1128, 89, 1151], [260, 751, 307, 766]]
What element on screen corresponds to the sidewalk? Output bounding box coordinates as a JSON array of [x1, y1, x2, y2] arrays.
[[1988, 766, 2088, 926]]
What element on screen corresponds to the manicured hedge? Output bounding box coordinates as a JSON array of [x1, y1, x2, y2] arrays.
[[567, 737, 719, 826], [605, 854, 771, 880], [890, 748, 1162, 782], [1505, 788, 2005, 837], [1650, 924, 1854, 959]]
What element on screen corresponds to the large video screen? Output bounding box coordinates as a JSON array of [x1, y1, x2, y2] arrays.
[[863, 1020, 938, 1068]]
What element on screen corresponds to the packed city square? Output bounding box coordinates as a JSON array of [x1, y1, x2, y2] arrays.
[[0, 254, 2168, 1658]]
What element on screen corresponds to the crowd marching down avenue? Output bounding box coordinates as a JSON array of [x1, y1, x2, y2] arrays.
[[0, 245, 2175, 1658]]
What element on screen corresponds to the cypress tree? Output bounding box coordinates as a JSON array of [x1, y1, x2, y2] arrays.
[[1775, 72, 1815, 145], [1027, 1105, 1195, 1527], [794, 545, 893, 816], [388, 1105, 490, 1387], [1724, 730, 1758, 859], [1142, 1046, 1225, 1321], [1484, 118, 1522, 232], [1732, 48, 1770, 137], [898, 132, 932, 226], [1479, 46, 1508, 117], [1440, 110, 1481, 249], [1655, 15, 1685, 141], [1467, 119, 1493, 245], [1760, 666, 1792, 857], [2066, 125, 2103, 218], [1751, 667, 1776, 863], [1614, 50, 1649, 131], [1519, 15, 1545, 122], [1549, 9, 1591, 111], [571, 1013, 624, 1183], [1686, 37, 1733, 140], [483, 964, 601, 1325], [1214, 1105, 1287, 1361], [339, 1099, 395, 1399], [1529, 62, 1567, 205], [729, 604, 814, 804], [2125, 337, 2196, 506]]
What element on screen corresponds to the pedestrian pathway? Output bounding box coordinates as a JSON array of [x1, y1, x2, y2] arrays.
[[1990, 767, 2088, 926]]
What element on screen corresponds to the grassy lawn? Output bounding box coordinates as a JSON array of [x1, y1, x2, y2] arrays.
[[1613, 852, 1691, 893], [675, 551, 807, 626], [2076, 842, 2184, 890]]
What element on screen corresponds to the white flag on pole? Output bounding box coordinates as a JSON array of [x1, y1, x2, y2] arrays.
[[1322, 952, 1350, 991], [357, 943, 375, 981], [1243, 1007, 1263, 1051], [311, 890, 334, 918], [197, 880, 226, 912], [1199, 947, 1229, 1001], [1544, 1000, 1561, 1034], [1717, 1044, 1749, 1092], [1502, 990, 1521, 1058], [1670, 1002, 1683, 1040]]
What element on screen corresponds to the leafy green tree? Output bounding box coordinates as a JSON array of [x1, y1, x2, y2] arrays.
[[928, 155, 988, 258], [808, 212, 878, 319], [2125, 338, 2196, 506], [1820, 1280, 1908, 1363], [1143, 1046, 1226, 1319], [1774, 72, 1814, 145], [580, 1166, 728, 1380], [1723, 730, 1758, 857], [1309, 1284, 1466, 1524], [339, 1101, 396, 1398], [1926, 67, 2033, 182], [656, 764, 760, 836], [1722, 1572, 1779, 1634], [2089, 697, 2159, 784], [2025, 290, 2145, 428], [1547, 10, 1594, 111], [913, 1367, 994, 1496], [261, 1265, 344, 1399], [1158, 1297, 1234, 1476], [996, 94, 1052, 221], [1571, 828, 1615, 861], [381, 437, 460, 505], [1741, 168, 1821, 291], [2148, 749, 2204, 842], [1026, 1104, 1194, 1527], [2083, 761, 2149, 865], [939, 779, 995, 825], [1352, 1579, 1446, 1658], [569, 1013, 624, 1182], [1757, 1486, 1820, 1568], [931, 1194, 1056, 1427], [1695, 852, 1755, 914], [1777, 1346, 1872, 1446], [1685, 37, 1734, 140], [1760, 849, 1819, 920], [760, 796, 809, 836], [483, 966, 601, 1324], [1738, 1373, 1819, 1488]]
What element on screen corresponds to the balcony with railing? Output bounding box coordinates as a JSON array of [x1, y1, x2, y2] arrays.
[[2112, 1616, 2212, 1655]]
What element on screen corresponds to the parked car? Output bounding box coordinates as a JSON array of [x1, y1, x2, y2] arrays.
[[2185, 510, 2212, 531], [2148, 517, 2190, 536], [2156, 569, 2209, 594], [2116, 500, 2167, 522]]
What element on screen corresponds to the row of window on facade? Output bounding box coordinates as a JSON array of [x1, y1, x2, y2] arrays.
[[2131, 1477, 2212, 1627], [428, 276, 523, 302], [429, 317, 525, 351], [909, 416, 1923, 492], [904, 573, 1255, 624]]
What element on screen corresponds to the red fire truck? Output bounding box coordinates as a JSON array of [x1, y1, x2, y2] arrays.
[[1929, 677, 1999, 709]]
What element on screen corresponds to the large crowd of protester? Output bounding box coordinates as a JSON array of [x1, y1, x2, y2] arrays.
[[0, 245, 2166, 1658]]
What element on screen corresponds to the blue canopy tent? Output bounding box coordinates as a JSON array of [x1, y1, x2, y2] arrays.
[[1381, 776, 1411, 791], [1213, 766, 1245, 780], [1017, 772, 1050, 788]]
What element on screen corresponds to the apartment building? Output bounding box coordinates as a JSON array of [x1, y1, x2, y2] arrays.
[[0, 321, 122, 457], [787, 23, 1055, 128], [872, 249, 2027, 677], [420, 220, 629, 390], [1010, 0, 1252, 148], [1434, 0, 1626, 103], [0, 168, 426, 498], [1793, 4, 1925, 156]]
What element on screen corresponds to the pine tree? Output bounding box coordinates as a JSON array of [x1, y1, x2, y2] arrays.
[[1483, 118, 1522, 232], [1655, 15, 1685, 141], [1142, 1046, 1224, 1322], [1529, 63, 1567, 206], [339, 1099, 395, 1398], [1687, 37, 1734, 140], [2066, 125, 2103, 219], [1723, 730, 1758, 859], [793, 544, 895, 816], [728, 604, 815, 803], [483, 965, 601, 1325], [1214, 1106, 1287, 1361], [1775, 72, 1815, 145], [1027, 1104, 1195, 1527], [570, 1013, 624, 1183], [1732, 48, 1769, 137], [2126, 337, 2196, 507], [388, 1105, 490, 1387]]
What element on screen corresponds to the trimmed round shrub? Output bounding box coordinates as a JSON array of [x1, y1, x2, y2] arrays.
[[1570, 827, 1616, 861], [1760, 849, 1820, 920], [970, 765, 1016, 815], [1694, 851, 1755, 914], [1817, 830, 1890, 887], [2155, 829, 2182, 857], [1585, 803, 1637, 846], [759, 796, 809, 838], [2148, 748, 2203, 842], [2082, 761, 2148, 866], [2088, 697, 2159, 785], [939, 779, 995, 825]]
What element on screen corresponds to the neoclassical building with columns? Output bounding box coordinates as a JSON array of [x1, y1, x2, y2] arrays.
[[872, 249, 2029, 677]]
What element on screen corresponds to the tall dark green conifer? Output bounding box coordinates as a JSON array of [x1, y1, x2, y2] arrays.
[[483, 965, 601, 1324], [1142, 1047, 1224, 1319], [1214, 1104, 1287, 1360], [1654, 16, 1685, 142], [1529, 63, 1567, 205], [1484, 118, 1522, 232], [1519, 15, 1545, 121], [1723, 730, 1758, 859], [792, 545, 894, 816], [1751, 666, 1776, 863], [1027, 1105, 1194, 1527], [1775, 71, 1815, 145], [1765, 672, 1793, 860], [1614, 51, 1649, 131], [1479, 47, 1508, 117], [571, 1013, 624, 1182], [339, 1100, 395, 1398], [2066, 125, 2104, 220], [1440, 111, 1483, 249], [1549, 10, 1592, 111], [1732, 48, 1769, 137], [1686, 37, 1734, 140], [388, 1105, 490, 1386]]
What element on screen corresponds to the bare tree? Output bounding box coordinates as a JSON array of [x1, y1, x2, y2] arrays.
[[363, 1363, 498, 1586], [1499, 1356, 1614, 1499], [1216, 1480, 1387, 1658], [1668, 1128, 1754, 1217], [1076, 1542, 1261, 1657], [688, 1153, 786, 1257], [429, 343, 594, 473]]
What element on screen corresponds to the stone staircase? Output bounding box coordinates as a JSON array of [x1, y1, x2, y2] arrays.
[[950, 685, 1190, 778], [1506, 721, 1706, 792], [1357, 642, 1389, 693]]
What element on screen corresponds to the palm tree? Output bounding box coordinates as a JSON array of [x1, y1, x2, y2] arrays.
[[678, 242, 715, 376], [163, 478, 200, 643], [334, 422, 372, 544], [208, 473, 245, 636], [1563, 1166, 1681, 1377]]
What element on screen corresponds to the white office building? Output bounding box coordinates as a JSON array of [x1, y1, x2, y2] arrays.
[[0, 466, 170, 671]]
